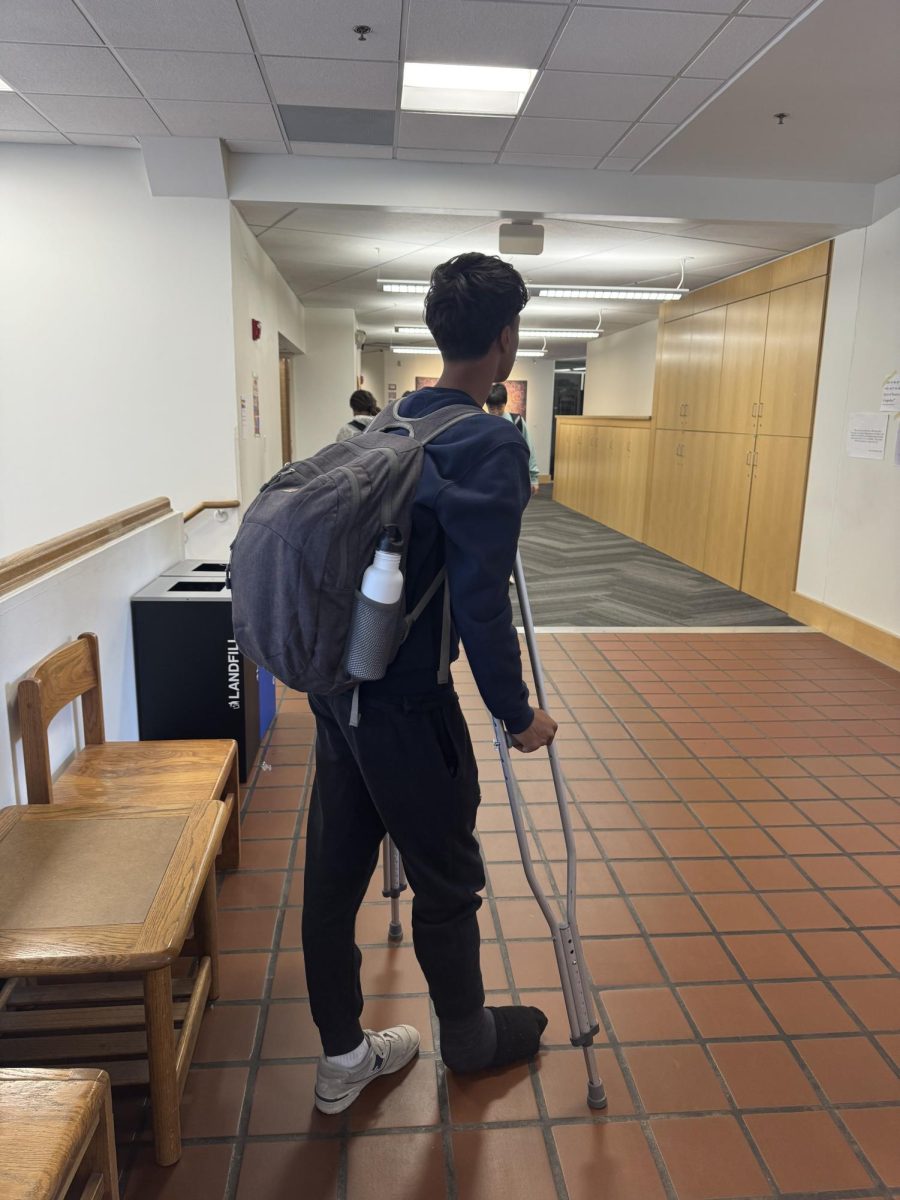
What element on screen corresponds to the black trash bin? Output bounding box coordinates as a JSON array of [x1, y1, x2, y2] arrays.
[[132, 572, 263, 781]]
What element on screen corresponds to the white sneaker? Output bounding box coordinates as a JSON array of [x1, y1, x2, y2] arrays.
[[314, 1025, 420, 1115]]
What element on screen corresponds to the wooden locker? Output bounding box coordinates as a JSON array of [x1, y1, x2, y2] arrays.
[[685, 307, 726, 431], [656, 318, 692, 429], [742, 435, 811, 611], [646, 430, 682, 556], [758, 276, 828, 438], [717, 293, 769, 435], [554, 422, 572, 505], [677, 432, 716, 570], [703, 432, 755, 588]]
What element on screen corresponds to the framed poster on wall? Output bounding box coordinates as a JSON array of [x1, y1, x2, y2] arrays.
[[415, 377, 527, 417]]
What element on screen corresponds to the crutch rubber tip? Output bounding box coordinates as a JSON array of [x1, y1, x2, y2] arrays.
[[587, 1082, 608, 1110], [388, 922, 404, 943]]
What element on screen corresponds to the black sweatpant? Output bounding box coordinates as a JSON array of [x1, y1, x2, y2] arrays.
[[302, 685, 486, 1055]]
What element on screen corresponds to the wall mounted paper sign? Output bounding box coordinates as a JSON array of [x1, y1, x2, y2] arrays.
[[240, 395, 249, 435], [881, 371, 900, 413], [847, 411, 889, 459], [252, 373, 261, 437], [895, 425, 900, 468]]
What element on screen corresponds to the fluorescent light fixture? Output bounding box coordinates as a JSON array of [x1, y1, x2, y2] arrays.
[[402, 62, 536, 117], [390, 345, 545, 358], [380, 280, 429, 294], [395, 325, 599, 339], [0, 75, 13, 92], [537, 286, 687, 301]]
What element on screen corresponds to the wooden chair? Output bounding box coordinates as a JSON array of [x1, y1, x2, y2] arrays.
[[0, 798, 224, 1166], [17, 632, 240, 869], [0, 1067, 119, 1199]]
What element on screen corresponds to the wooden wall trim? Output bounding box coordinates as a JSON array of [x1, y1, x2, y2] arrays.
[[789, 592, 900, 671], [183, 500, 240, 523], [0, 498, 173, 599]]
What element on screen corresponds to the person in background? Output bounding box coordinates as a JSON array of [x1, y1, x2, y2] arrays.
[[486, 384, 540, 496], [336, 389, 379, 442]]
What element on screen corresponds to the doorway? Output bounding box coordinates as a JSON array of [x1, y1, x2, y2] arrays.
[[550, 360, 585, 478], [279, 354, 293, 465]]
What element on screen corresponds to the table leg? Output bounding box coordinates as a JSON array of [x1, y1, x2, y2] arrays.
[[143, 966, 181, 1166], [194, 867, 220, 1001]]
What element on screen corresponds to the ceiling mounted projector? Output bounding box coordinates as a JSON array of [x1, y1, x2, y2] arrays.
[[499, 222, 544, 256]]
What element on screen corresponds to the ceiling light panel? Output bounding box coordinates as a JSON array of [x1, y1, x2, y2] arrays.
[[402, 62, 536, 117], [380, 280, 430, 294], [537, 286, 687, 300], [391, 345, 545, 357], [394, 326, 600, 338]]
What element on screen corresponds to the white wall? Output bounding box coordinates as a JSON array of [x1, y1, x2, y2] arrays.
[[360, 349, 386, 407], [796, 210, 900, 635], [291, 308, 360, 459], [0, 516, 183, 804], [230, 209, 305, 496], [583, 320, 658, 418], [0, 145, 238, 558], [379, 351, 556, 476]]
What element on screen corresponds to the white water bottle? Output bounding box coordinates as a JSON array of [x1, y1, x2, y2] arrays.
[[361, 527, 404, 604]]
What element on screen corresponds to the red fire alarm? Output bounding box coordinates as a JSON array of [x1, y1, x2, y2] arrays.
[[251, 319, 262, 341]]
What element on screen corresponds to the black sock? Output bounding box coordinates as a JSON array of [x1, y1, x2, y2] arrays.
[[440, 1005, 547, 1074]]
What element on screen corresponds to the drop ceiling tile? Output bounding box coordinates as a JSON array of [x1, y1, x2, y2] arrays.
[[500, 152, 599, 168], [290, 140, 393, 157], [406, 0, 567, 68], [399, 112, 512, 151], [260, 225, 421, 268], [0, 44, 139, 96], [277, 206, 490, 241], [155, 100, 281, 139], [548, 8, 726, 74], [117, 50, 268, 102], [0, 93, 57, 132], [68, 132, 140, 146], [281, 105, 393, 145], [607, 122, 677, 159], [233, 202, 298, 225], [506, 116, 630, 156], [598, 158, 640, 171], [0, 129, 68, 143], [685, 16, 787, 78], [244, 0, 402, 58], [23, 93, 167, 133], [398, 148, 498, 163], [575, 0, 738, 9], [742, 0, 808, 15], [1, 0, 102, 45], [642, 76, 720, 123], [79, 0, 253, 52], [525, 71, 667, 121], [265, 57, 398, 110], [227, 138, 288, 153]]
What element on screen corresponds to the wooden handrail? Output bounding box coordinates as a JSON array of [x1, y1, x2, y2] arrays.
[[183, 500, 240, 523], [0, 498, 172, 599]]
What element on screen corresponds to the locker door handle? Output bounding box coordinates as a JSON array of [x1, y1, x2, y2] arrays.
[[745, 450, 752, 466], [752, 403, 758, 418], [757, 402, 765, 420], [753, 450, 759, 467]]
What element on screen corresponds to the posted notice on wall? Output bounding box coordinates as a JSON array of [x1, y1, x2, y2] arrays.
[[881, 371, 900, 413], [847, 412, 889, 459]]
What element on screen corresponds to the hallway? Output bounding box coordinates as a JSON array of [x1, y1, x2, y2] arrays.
[[118, 630, 900, 1200]]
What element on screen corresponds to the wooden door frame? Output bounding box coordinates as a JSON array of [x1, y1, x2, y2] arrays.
[[279, 355, 292, 465]]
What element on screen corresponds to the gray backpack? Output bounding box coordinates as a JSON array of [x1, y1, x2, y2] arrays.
[[229, 400, 479, 713]]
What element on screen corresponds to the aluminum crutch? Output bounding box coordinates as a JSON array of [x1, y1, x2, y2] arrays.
[[382, 834, 407, 943], [492, 549, 607, 1110]]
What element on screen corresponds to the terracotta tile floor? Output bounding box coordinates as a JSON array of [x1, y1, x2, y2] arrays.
[[119, 631, 900, 1199]]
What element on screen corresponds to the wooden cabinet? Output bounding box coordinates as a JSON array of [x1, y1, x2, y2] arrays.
[[758, 275, 828, 437], [646, 430, 714, 569], [555, 417, 651, 541], [703, 433, 755, 588], [717, 293, 769, 435], [656, 318, 692, 429], [685, 307, 726, 431], [742, 435, 811, 611], [646, 429, 681, 555]]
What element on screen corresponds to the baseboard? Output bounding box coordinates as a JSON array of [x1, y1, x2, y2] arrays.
[[788, 593, 900, 670]]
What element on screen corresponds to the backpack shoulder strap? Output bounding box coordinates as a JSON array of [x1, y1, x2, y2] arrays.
[[512, 413, 524, 432], [349, 418, 366, 431], [367, 400, 481, 445]]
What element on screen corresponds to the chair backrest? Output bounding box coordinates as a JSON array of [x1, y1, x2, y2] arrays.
[[17, 632, 106, 804]]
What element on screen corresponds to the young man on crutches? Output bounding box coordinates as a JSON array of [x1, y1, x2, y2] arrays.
[[303, 252, 558, 1114]]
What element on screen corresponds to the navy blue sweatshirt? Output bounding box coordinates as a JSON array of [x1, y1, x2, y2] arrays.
[[365, 387, 533, 734]]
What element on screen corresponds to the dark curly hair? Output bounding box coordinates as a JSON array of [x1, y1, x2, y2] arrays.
[[349, 389, 378, 416], [424, 252, 529, 361]]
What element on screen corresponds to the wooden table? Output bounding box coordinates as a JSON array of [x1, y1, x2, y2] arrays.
[[0, 800, 225, 1166], [0, 1067, 118, 1200]]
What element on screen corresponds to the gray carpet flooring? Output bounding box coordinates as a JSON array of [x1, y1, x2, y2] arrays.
[[514, 490, 799, 628]]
